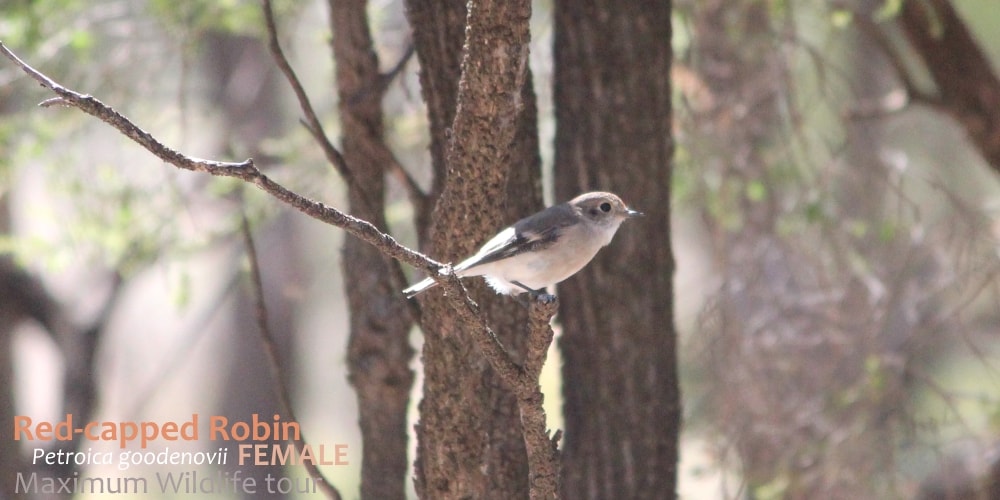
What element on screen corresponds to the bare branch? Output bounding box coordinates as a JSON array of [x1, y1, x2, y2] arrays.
[[264, 0, 427, 221], [896, 0, 1000, 174], [384, 43, 416, 83], [240, 216, 342, 500], [260, 0, 353, 182], [263, 0, 421, 328], [344, 43, 416, 107], [1, 37, 559, 497], [0, 41, 441, 277], [387, 154, 430, 222], [3, 45, 250, 173]]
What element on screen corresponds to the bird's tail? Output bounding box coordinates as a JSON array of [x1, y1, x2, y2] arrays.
[[402, 277, 438, 299]]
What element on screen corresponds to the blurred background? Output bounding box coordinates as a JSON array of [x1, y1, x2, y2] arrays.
[[1, 0, 999, 498]]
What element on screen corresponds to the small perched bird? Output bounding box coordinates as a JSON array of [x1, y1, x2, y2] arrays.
[[403, 191, 642, 298]]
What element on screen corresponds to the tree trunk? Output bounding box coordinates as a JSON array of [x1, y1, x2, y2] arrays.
[[403, 0, 468, 221], [329, 2, 416, 499], [404, 0, 542, 498], [553, 1, 680, 498]]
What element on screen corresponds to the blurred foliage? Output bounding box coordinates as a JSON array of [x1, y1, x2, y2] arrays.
[[0, 0, 310, 281], [673, 0, 1000, 497], [1, 0, 91, 49], [148, 0, 265, 37]]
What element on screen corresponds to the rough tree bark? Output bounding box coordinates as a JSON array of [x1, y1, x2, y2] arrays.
[[404, 0, 543, 498], [329, 2, 416, 499], [402, 0, 466, 214], [553, 0, 680, 498]]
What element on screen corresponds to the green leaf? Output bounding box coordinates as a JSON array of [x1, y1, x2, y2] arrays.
[[874, 0, 904, 22], [746, 179, 767, 202], [804, 201, 824, 223], [830, 9, 854, 29], [69, 29, 94, 52], [878, 220, 897, 242]]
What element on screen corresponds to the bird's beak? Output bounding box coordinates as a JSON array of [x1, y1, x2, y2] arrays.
[[626, 208, 644, 217]]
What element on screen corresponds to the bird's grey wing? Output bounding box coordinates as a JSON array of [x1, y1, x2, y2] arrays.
[[460, 204, 576, 270]]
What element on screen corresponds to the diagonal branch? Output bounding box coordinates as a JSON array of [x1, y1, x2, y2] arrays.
[[0, 42, 535, 375], [345, 43, 416, 107], [262, 0, 425, 221], [261, 0, 421, 326], [1, 38, 560, 498], [0, 41, 439, 277]]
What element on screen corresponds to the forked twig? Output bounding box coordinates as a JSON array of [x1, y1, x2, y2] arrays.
[[260, 0, 351, 183]]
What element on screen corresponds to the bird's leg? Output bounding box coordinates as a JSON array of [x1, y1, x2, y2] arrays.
[[511, 281, 557, 305], [511, 280, 543, 294]]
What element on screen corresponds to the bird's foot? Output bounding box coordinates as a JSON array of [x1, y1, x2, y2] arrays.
[[511, 281, 556, 306]]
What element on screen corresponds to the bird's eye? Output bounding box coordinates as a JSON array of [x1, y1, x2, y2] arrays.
[[599, 202, 612, 213]]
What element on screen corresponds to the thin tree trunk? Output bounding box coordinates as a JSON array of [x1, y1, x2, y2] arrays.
[[553, 1, 680, 498], [329, 1, 416, 499]]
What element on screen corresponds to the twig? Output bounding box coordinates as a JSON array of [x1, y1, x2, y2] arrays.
[[345, 43, 415, 106], [263, 0, 422, 221], [262, 0, 422, 325], [383, 43, 416, 87], [387, 151, 428, 218], [0, 41, 441, 277], [240, 215, 342, 500], [361, 43, 427, 221], [260, 0, 353, 183], [1, 38, 561, 497]]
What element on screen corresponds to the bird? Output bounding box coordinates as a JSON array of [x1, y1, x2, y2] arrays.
[[403, 191, 642, 298]]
